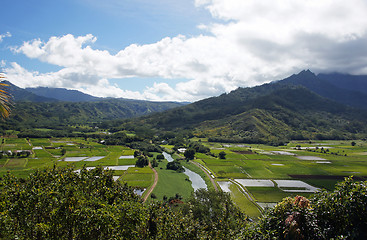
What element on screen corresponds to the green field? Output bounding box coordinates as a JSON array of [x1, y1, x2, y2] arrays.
[[0, 137, 138, 177], [189, 139, 367, 219], [228, 183, 261, 218], [119, 166, 154, 188], [149, 157, 193, 202], [1, 137, 367, 219]]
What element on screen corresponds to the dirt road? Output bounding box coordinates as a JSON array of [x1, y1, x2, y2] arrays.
[[143, 161, 158, 203]]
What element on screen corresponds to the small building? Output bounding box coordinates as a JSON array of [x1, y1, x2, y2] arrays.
[[177, 148, 187, 153]]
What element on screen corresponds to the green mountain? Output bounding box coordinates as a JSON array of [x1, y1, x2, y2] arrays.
[[280, 70, 367, 109], [2, 99, 185, 130], [317, 72, 367, 95], [4, 80, 58, 102], [0, 81, 186, 130], [25, 87, 100, 102], [130, 71, 367, 144]]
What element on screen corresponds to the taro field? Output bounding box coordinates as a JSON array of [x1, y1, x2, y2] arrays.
[[0, 137, 154, 198], [2, 137, 367, 219], [191, 139, 367, 218]]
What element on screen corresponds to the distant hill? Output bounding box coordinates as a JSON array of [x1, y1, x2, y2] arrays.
[[2, 98, 186, 130], [26, 87, 100, 102], [0, 81, 186, 129], [126, 70, 367, 144], [4, 81, 58, 102]]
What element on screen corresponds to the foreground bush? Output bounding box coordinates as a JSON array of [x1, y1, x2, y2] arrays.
[[248, 177, 367, 240], [0, 167, 247, 239], [1, 167, 367, 239], [0, 166, 147, 239]]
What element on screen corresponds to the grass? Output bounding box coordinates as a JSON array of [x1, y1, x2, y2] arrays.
[[228, 183, 261, 219], [301, 179, 340, 191], [149, 158, 193, 202], [119, 166, 154, 188], [246, 187, 313, 202], [4, 158, 28, 168]]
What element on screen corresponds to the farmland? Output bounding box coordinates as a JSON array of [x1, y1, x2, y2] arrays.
[[189, 139, 367, 217], [1, 136, 367, 219]]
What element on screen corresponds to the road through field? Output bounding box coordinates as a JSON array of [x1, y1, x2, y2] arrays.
[[143, 161, 158, 203]]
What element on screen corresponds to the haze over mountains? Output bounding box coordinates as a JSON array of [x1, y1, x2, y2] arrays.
[[2, 81, 187, 128]]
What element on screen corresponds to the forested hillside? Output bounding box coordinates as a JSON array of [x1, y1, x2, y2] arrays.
[[0, 99, 185, 132], [119, 71, 367, 144]]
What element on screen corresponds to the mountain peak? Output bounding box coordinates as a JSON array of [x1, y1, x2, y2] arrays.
[[297, 69, 317, 78]]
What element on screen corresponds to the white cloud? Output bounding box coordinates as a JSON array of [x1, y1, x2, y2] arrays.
[[0, 32, 11, 43], [6, 0, 367, 101]]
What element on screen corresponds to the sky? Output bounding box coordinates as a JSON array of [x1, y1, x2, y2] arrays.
[[1, 0, 367, 102]]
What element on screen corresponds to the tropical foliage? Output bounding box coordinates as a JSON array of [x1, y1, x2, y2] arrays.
[[0, 74, 11, 119], [1, 167, 366, 239]]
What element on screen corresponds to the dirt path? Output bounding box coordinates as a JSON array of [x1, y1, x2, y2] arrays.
[[143, 161, 158, 203], [192, 161, 218, 191]]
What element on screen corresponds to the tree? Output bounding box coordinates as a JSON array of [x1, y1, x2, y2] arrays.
[[135, 155, 149, 168], [313, 177, 367, 239], [218, 151, 226, 159], [184, 148, 195, 160], [151, 158, 158, 168], [150, 193, 157, 199], [61, 148, 67, 156], [166, 161, 184, 173], [184, 189, 247, 239], [0, 166, 147, 239], [156, 154, 164, 160], [0, 74, 12, 119]]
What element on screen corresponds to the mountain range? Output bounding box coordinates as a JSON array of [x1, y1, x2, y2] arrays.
[[127, 70, 367, 143], [0, 81, 186, 129], [25, 87, 100, 102], [2, 70, 367, 143]]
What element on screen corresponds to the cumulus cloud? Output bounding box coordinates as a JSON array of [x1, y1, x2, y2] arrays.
[[6, 0, 367, 101]]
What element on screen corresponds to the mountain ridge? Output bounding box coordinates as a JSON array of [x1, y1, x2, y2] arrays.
[[25, 87, 100, 102], [123, 70, 367, 144]]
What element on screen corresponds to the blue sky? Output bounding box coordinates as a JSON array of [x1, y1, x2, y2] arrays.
[[1, 0, 212, 92], [2, 0, 367, 101]]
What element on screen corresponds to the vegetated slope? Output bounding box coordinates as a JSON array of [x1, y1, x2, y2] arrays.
[[195, 87, 367, 143], [4, 81, 58, 102], [135, 71, 367, 143], [280, 70, 367, 110], [26, 87, 100, 102], [2, 99, 185, 129], [317, 72, 367, 95]]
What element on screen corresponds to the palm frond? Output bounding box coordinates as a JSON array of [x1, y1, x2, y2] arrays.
[[0, 74, 12, 118]]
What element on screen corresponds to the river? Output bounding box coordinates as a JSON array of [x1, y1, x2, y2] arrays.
[[163, 152, 207, 191]]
